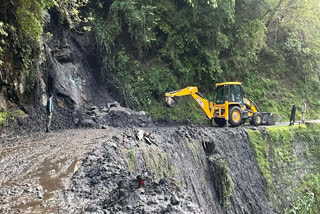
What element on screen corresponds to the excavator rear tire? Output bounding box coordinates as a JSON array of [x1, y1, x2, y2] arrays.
[[253, 112, 262, 126], [229, 106, 243, 127], [214, 118, 226, 127]]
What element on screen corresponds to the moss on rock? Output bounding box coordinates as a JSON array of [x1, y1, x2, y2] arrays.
[[211, 158, 234, 209], [246, 123, 320, 213]]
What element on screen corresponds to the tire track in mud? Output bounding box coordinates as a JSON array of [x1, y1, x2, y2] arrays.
[[0, 128, 119, 214]]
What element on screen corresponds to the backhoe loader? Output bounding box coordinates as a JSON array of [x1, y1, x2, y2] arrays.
[[164, 82, 274, 127]]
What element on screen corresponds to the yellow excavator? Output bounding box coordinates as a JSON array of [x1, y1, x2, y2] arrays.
[[164, 82, 274, 127]]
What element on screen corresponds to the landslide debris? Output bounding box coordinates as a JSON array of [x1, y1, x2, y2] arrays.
[[57, 126, 274, 214], [0, 102, 155, 138], [59, 139, 203, 214]]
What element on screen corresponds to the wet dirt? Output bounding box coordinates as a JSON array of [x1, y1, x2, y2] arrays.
[[0, 128, 119, 214], [0, 125, 274, 214]]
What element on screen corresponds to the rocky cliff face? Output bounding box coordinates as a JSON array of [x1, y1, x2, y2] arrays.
[[1, 8, 123, 134], [40, 10, 118, 110], [58, 126, 274, 214]]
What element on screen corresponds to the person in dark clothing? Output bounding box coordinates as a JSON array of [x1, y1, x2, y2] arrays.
[[46, 94, 54, 132], [289, 103, 296, 126]]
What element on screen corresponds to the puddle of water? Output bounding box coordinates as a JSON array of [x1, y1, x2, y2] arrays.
[[14, 157, 79, 213]]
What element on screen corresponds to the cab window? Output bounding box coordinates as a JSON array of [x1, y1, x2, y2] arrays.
[[229, 85, 244, 102], [216, 85, 228, 104]]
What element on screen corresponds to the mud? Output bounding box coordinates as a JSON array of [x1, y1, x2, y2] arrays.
[[1, 124, 274, 214], [0, 129, 118, 213]]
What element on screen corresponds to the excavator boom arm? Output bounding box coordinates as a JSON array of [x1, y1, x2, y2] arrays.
[[165, 87, 199, 97], [165, 87, 214, 119]]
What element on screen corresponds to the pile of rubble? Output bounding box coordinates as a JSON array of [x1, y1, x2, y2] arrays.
[[74, 101, 155, 129], [59, 136, 203, 213]]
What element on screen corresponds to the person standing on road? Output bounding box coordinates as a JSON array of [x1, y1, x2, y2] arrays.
[[301, 100, 307, 124], [46, 93, 54, 132], [289, 103, 296, 126]]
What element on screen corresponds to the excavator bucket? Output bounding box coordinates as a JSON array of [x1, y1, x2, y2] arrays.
[[165, 96, 179, 108], [261, 112, 275, 125]]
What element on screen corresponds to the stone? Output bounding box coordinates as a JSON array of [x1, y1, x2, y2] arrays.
[[107, 101, 120, 109], [170, 194, 180, 206], [80, 119, 97, 128], [135, 129, 145, 141], [54, 47, 73, 63], [101, 125, 108, 129], [138, 111, 146, 116], [37, 191, 43, 199]]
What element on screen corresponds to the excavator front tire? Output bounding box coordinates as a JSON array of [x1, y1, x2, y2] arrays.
[[229, 106, 242, 127], [214, 118, 226, 127], [252, 112, 262, 126]]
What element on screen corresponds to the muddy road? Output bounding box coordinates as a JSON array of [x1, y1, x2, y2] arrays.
[[0, 128, 120, 213]]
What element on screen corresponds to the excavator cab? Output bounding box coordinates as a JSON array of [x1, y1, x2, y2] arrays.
[[216, 83, 245, 104]]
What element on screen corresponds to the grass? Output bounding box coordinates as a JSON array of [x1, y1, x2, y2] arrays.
[[246, 124, 320, 213], [211, 158, 234, 209], [127, 148, 136, 173], [0, 110, 10, 126], [0, 109, 24, 128], [141, 146, 176, 178]]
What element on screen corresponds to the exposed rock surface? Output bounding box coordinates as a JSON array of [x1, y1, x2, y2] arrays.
[[0, 125, 275, 214], [56, 126, 274, 214]]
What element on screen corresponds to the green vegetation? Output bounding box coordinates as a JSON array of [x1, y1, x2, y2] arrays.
[[1, 0, 319, 122], [0, 21, 8, 66], [211, 158, 234, 209], [247, 124, 320, 213], [91, 0, 320, 123], [127, 148, 136, 172], [141, 146, 176, 178], [0, 0, 92, 93], [0, 109, 25, 128], [186, 139, 201, 161], [0, 110, 10, 127]]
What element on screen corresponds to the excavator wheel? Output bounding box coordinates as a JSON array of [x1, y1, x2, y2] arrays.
[[214, 118, 226, 127], [253, 112, 262, 126], [228, 106, 242, 127]]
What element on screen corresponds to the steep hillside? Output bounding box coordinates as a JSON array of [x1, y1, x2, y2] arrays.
[[0, 126, 274, 214], [247, 123, 320, 213], [1, 0, 320, 128]]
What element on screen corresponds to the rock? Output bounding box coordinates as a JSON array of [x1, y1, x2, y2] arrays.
[[101, 107, 109, 113], [74, 118, 80, 125], [135, 129, 145, 141], [109, 142, 117, 149], [107, 101, 120, 109], [37, 191, 43, 199], [101, 125, 108, 129], [43, 10, 51, 25], [54, 47, 73, 63], [170, 194, 180, 206], [80, 119, 97, 128], [138, 111, 146, 116]]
